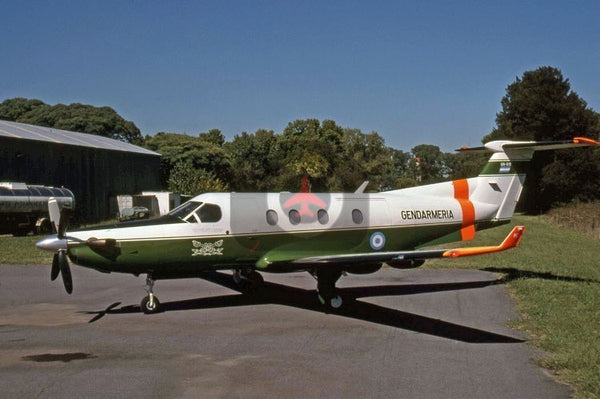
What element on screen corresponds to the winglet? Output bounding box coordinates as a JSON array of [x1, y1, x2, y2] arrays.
[[443, 226, 526, 258], [573, 137, 599, 145]]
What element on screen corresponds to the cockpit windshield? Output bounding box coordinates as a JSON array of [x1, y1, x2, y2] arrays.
[[169, 201, 202, 220]]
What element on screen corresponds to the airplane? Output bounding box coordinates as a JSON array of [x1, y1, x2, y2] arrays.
[[36, 137, 598, 313]]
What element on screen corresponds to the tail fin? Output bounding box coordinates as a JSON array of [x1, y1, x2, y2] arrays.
[[462, 137, 598, 222]]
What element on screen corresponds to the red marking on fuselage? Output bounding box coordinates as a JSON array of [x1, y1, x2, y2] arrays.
[[283, 193, 326, 217], [283, 175, 327, 217], [453, 179, 475, 240], [249, 240, 260, 253]]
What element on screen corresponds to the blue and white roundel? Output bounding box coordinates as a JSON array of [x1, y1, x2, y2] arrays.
[[370, 231, 386, 250]]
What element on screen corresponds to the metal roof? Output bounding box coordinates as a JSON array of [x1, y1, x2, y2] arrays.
[[0, 120, 160, 156]]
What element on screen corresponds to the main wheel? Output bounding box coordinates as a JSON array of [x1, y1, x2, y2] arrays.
[[140, 295, 161, 314], [233, 269, 264, 293], [318, 293, 344, 310]]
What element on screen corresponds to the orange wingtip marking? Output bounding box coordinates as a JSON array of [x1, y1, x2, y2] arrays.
[[573, 137, 599, 145], [443, 226, 526, 258]]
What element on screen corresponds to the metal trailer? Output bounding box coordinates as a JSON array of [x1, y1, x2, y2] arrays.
[[0, 182, 74, 236]]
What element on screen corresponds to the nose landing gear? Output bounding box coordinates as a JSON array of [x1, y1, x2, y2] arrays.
[[141, 275, 161, 314]]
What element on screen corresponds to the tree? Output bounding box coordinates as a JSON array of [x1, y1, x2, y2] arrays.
[[277, 119, 345, 191], [167, 162, 228, 195], [144, 132, 231, 189], [409, 144, 445, 184], [0, 98, 45, 121], [198, 129, 226, 147], [334, 129, 398, 191], [0, 97, 143, 144], [225, 129, 281, 191], [484, 66, 600, 212], [444, 152, 488, 180]]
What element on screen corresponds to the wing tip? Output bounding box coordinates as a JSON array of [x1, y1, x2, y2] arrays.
[[573, 137, 600, 146], [443, 225, 526, 258]]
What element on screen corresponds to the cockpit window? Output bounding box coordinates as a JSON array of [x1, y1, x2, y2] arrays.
[[169, 201, 203, 220], [198, 203, 222, 223], [169, 201, 222, 224]]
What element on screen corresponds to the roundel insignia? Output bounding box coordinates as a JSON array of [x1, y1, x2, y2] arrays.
[[370, 231, 386, 250]]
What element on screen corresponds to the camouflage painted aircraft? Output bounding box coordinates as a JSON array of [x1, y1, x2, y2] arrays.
[[36, 137, 598, 313]]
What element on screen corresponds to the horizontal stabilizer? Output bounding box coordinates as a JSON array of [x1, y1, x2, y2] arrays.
[[457, 137, 598, 153]]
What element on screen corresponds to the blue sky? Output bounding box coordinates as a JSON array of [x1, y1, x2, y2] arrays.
[[2, 1, 599, 152]]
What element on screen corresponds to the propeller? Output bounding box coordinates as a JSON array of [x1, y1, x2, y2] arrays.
[[58, 250, 73, 294], [38, 198, 117, 294], [40, 197, 73, 294]]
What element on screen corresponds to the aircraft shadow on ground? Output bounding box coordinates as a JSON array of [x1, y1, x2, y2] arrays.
[[83, 271, 523, 344], [482, 267, 599, 284]]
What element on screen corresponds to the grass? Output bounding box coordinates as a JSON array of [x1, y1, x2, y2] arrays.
[[0, 234, 53, 265], [1, 209, 599, 397], [427, 214, 600, 399], [543, 201, 600, 240]]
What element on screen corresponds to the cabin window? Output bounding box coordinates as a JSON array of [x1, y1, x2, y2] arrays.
[[266, 210, 278, 225], [317, 209, 329, 224], [198, 203, 222, 223], [352, 209, 363, 224], [289, 209, 301, 225]]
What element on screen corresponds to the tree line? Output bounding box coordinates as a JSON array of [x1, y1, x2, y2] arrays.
[[1, 66, 598, 213]]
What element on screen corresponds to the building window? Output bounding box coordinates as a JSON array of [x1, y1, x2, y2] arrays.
[[289, 209, 301, 225], [317, 209, 329, 224], [266, 209, 278, 225], [352, 209, 363, 224]]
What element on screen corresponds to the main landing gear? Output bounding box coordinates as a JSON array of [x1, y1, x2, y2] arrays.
[[141, 275, 161, 314], [314, 269, 344, 310], [232, 268, 264, 293], [138, 269, 342, 314]]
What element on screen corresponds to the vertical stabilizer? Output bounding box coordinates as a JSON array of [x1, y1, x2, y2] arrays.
[[462, 137, 598, 222]]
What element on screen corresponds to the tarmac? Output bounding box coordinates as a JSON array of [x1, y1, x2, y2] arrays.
[[0, 264, 572, 398]]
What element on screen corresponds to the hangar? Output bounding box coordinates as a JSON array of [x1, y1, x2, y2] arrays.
[[0, 120, 161, 223]]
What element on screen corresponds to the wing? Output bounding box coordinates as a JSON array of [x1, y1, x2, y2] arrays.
[[257, 226, 525, 270]]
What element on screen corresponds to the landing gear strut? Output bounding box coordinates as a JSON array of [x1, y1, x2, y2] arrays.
[[315, 269, 344, 309], [141, 275, 161, 314], [232, 268, 264, 293]]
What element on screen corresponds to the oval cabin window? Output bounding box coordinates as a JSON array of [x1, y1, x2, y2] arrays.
[[266, 210, 278, 225], [352, 209, 363, 224], [289, 209, 301, 225], [317, 209, 329, 224]]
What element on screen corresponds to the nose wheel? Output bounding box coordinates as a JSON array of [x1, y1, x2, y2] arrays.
[[141, 275, 161, 314]]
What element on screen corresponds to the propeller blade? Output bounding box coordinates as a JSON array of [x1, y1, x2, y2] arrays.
[[58, 251, 73, 294], [57, 207, 72, 239], [48, 197, 60, 233], [51, 253, 60, 281]]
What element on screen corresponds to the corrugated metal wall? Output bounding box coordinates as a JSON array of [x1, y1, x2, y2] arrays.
[[0, 137, 161, 222]]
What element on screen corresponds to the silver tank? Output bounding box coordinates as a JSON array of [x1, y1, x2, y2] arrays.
[[0, 182, 75, 235]]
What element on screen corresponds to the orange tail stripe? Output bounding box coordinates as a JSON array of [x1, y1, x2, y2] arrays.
[[453, 179, 476, 240]]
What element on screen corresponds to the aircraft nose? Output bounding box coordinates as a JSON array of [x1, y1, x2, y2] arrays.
[[36, 236, 67, 252]]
